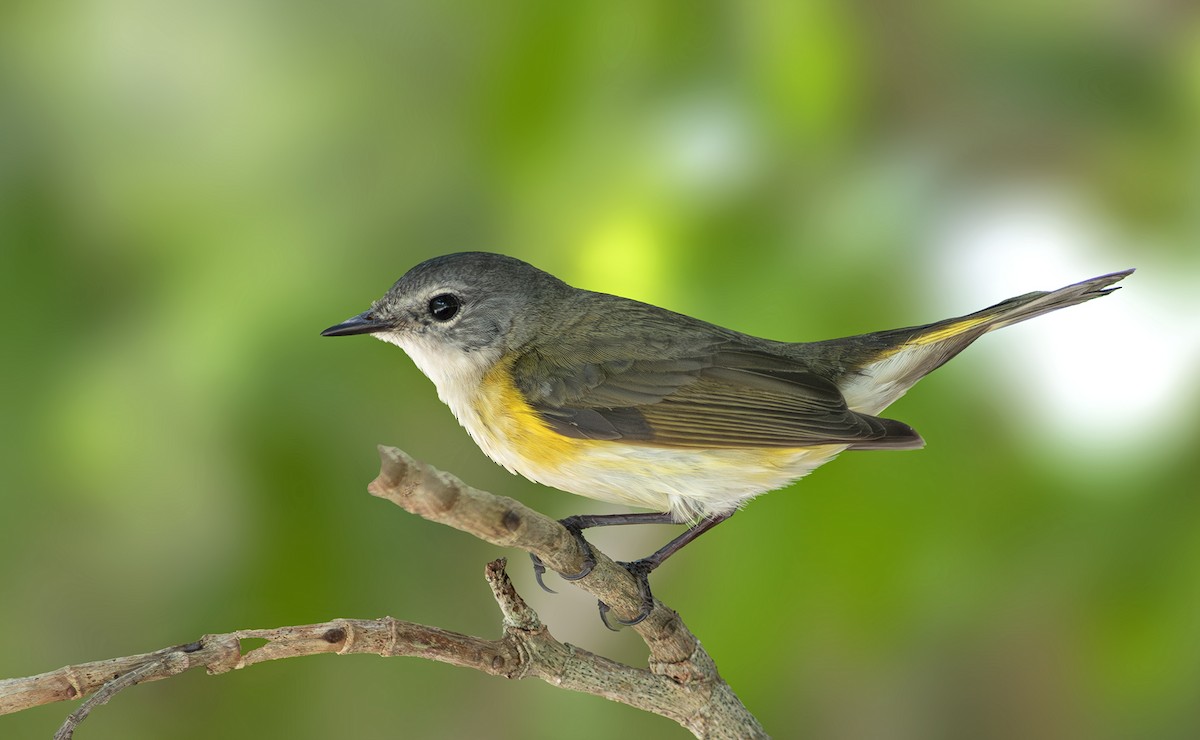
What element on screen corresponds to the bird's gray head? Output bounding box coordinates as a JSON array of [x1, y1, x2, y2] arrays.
[[321, 252, 571, 366]]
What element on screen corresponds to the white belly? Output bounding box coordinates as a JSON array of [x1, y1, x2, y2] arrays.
[[513, 442, 847, 522]]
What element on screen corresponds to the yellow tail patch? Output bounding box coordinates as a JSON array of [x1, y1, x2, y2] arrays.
[[909, 316, 991, 346]]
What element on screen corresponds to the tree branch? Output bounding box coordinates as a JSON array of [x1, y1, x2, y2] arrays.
[[0, 447, 765, 739]]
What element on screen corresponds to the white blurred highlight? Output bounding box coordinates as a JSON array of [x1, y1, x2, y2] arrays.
[[930, 188, 1200, 471], [654, 95, 759, 198]]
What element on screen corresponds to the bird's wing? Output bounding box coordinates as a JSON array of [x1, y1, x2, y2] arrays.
[[511, 339, 922, 450]]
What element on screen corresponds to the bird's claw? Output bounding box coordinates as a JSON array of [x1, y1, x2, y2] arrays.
[[528, 519, 597, 593], [597, 559, 655, 631], [529, 521, 656, 630], [529, 553, 557, 594]]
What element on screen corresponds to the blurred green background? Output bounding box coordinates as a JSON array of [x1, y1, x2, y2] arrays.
[[3, 2, 1199, 738]]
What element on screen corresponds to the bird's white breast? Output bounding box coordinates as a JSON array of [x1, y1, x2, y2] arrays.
[[374, 330, 497, 442]]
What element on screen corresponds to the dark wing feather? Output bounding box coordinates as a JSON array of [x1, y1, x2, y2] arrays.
[[512, 337, 921, 450]]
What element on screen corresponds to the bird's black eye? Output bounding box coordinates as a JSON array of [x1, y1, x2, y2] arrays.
[[428, 293, 460, 322]]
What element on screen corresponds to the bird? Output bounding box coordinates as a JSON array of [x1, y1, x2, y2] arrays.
[[322, 252, 1131, 627]]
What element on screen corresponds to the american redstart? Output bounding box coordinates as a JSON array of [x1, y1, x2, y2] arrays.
[[323, 252, 1131, 626]]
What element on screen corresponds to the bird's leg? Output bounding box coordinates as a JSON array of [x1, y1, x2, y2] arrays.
[[530, 510, 734, 629], [530, 512, 676, 593], [599, 512, 733, 630]]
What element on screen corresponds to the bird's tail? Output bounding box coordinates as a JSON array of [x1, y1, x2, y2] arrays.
[[923, 268, 1133, 338], [831, 269, 1134, 414]]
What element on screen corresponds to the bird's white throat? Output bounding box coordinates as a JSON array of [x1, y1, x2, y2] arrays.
[[373, 330, 499, 427]]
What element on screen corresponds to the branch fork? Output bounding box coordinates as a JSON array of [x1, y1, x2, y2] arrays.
[[0, 446, 765, 739]]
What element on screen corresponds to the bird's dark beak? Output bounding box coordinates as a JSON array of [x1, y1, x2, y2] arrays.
[[320, 312, 391, 337]]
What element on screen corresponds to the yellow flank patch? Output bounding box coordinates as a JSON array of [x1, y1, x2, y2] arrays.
[[909, 316, 990, 346], [752, 444, 840, 469], [475, 359, 584, 470]]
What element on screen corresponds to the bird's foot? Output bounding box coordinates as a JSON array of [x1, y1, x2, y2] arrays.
[[529, 516, 596, 593], [597, 558, 655, 630]]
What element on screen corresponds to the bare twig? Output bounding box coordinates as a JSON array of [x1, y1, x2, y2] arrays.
[[0, 448, 766, 739], [53, 658, 166, 740], [0, 635, 241, 719]]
